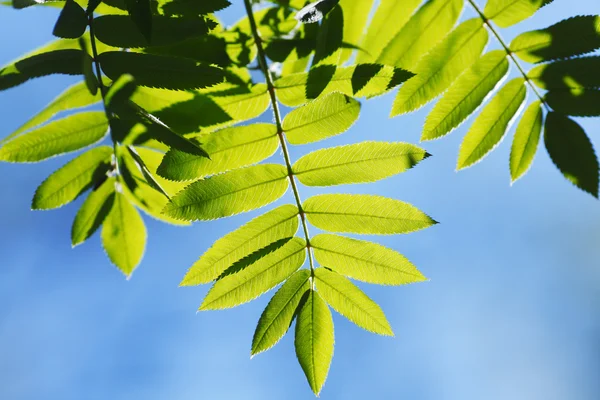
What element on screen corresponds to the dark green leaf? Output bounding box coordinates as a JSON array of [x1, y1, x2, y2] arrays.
[[53, 0, 88, 39], [528, 56, 600, 90], [546, 89, 600, 117], [161, 0, 232, 16], [124, 0, 152, 42]]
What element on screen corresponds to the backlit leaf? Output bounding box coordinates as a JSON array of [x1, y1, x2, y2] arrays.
[[295, 290, 334, 396], [295, 0, 340, 24], [32, 146, 112, 210], [181, 204, 299, 286], [544, 112, 599, 197], [252, 269, 310, 355], [282, 92, 360, 145], [71, 177, 116, 247], [457, 78, 527, 170], [510, 100, 544, 182], [545, 89, 600, 117], [528, 56, 600, 90], [311, 234, 426, 285], [158, 123, 279, 181], [200, 237, 306, 310], [163, 164, 290, 221], [101, 191, 147, 276], [303, 194, 437, 235], [293, 141, 429, 186], [0, 112, 108, 163], [314, 267, 393, 335], [485, 0, 554, 28]]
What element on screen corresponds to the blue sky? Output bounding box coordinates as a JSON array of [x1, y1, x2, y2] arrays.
[[1, 1, 599, 399]]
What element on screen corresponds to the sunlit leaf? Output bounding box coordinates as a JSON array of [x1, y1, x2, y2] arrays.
[[71, 177, 116, 247], [303, 194, 437, 235], [311, 234, 426, 285], [200, 237, 306, 310], [295, 0, 340, 24], [510, 100, 544, 182], [485, 0, 554, 28], [315, 267, 393, 335], [293, 141, 429, 186], [457, 78, 527, 170]]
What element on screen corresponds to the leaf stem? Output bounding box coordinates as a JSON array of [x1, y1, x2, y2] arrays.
[[243, 0, 316, 283], [466, 0, 551, 111]]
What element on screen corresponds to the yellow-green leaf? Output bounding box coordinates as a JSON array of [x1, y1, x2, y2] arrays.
[[101, 191, 147, 277], [163, 164, 289, 221], [293, 141, 429, 186], [457, 78, 527, 170], [32, 146, 112, 210], [510, 101, 544, 182], [485, 0, 554, 28], [251, 269, 310, 355], [304, 194, 437, 235], [200, 237, 307, 310], [0, 112, 108, 163], [295, 290, 334, 396], [311, 234, 426, 285], [71, 177, 116, 247], [282, 92, 360, 145], [315, 267, 393, 335]]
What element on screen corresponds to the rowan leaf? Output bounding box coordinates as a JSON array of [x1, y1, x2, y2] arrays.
[[158, 124, 279, 181], [511, 15, 600, 63], [32, 146, 112, 210], [457, 78, 527, 170], [295, 290, 334, 396], [485, 0, 554, 28], [282, 92, 360, 145], [337, 0, 375, 64], [99, 51, 224, 91], [53, 0, 88, 39], [101, 191, 147, 277], [161, 0, 232, 16], [422, 50, 510, 141], [391, 18, 489, 116], [377, 0, 463, 69], [312, 234, 426, 285], [200, 237, 306, 310], [252, 269, 310, 355], [544, 112, 599, 197], [71, 177, 116, 247], [293, 141, 429, 186], [124, 0, 153, 43], [163, 164, 290, 221], [295, 0, 340, 24], [0, 112, 108, 163], [545, 89, 600, 117], [510, 100, 544, 183], [181, 204, 299, 286], [528, 56, 600, 90], [303, 194, 437, 235], [314, 267, 393, 336]]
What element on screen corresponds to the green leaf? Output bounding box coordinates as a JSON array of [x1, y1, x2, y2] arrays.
[[0, 49, 87, 91], [251, 269, 310, 355], [118, 146, 189, 225], [485, 0, 554, 28], [295, 0, 340, 24], [124, 0, 152, 42], [312, 234, 426, 285], [275, 64, 413, 107], [93, 15, 216, 48], [200, 237, 306, 310], [125, 145, 170, 199], [158, 123, 279, 181], [457, 78, 527, 170], [391, 18, 489, 116], [161, 0, 232, 16], [314, 267, 393, 336], [101, 191, 147, 277], [99, 51, 224, 91], [312, 4, 343, 65], [181, 204, 299, 286], [295, 289, 334, 396], [53, 0, 88, 39], [356, 0, 421, 63], [544, 112, 599, 197], [528, 56, 600, 90], [163, 164, 290, 221], [2, 81, 100, 145], [32, 146, 112, 210], [337, 0, 375, 64], [0, 112, 108, 163], [422, 50, 510, 141], [545, 89, 600, 117], [511, 15, 600, 63], [303, 194, 437, 235], [79, 38, 98, 96], [71, 176, 116, 247], [282, 92, 360, 145], [510, 101, 544, 183], [293, 141, 429, 186], [377, 0, 463, 69]]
